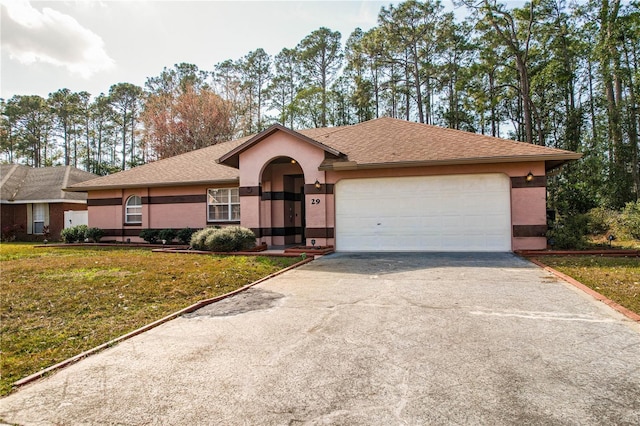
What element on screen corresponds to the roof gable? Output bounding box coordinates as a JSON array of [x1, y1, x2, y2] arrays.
[[217, 124, 344, 168]]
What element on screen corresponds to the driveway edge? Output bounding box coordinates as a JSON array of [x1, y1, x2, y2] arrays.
[[527, 257, 640, 323], [12, 256, 315, 389]]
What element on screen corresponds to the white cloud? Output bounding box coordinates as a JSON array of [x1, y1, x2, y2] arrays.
[[0, 0, 115, 78]]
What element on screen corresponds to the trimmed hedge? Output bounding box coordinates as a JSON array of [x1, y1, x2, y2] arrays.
[[61, 225, 103, 243], [176, 227, 198, 245], [140, 228, 199, 244], [139, 229, 160, 244], [190, 226, 256, 252], [158, 228, 177, 243], [85, 227, 104, 243], [61, 225, 89, 243]]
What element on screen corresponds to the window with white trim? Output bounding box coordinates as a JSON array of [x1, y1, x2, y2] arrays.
[[125, 195, 142, 224], [33, 203, 46, 234], [208, 188, 240, 222]]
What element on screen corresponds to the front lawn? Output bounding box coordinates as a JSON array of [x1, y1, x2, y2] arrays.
[[0, 244, 302, 395], [536, 256, 639, 316]]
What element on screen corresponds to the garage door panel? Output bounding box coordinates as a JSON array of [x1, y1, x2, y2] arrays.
[[335, 174, 511, 252]]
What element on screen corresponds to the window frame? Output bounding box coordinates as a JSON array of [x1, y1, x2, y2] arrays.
[[32, 203, 46, 235], [125, 195, 143, 224], [207, 188, 240, 222]]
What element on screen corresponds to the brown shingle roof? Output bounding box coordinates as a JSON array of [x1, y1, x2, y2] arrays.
[[1, 165, 98, 202], [296, 117, 581, 170], [66, 118, 581, 191], [66, 138, 247, 191]]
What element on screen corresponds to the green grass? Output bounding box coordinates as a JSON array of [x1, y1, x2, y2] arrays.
[[537, 255, 640, 316], [0, 243, 302, 395], [587, 235, 640, 250]]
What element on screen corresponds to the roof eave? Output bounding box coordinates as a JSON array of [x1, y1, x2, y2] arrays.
[[1, 199, 87, 205], [319, 153, 583, 171], [64, 177, 240, 192]]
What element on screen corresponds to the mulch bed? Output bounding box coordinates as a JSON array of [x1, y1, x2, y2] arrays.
[[284, 246, 335, 255]]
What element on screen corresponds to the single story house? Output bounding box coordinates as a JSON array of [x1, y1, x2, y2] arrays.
[[65, 117, 581, 252], [1, 164, 98, 241]]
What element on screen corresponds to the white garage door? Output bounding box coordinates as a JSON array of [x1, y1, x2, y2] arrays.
[[335, 174, 511, 252]]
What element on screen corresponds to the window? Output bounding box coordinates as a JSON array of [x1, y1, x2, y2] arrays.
[[33, 203, 46, 234], [125, 195, 142, 224], [208, 188, 240, 222]]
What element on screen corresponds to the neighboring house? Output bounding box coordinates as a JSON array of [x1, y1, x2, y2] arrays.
[[1, 165, 98, 241], [66, 117, 581, 252]]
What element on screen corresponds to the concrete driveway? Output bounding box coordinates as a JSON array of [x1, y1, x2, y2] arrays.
[[1, 253, 639, 425]]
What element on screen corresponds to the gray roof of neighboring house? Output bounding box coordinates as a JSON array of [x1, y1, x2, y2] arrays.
[[66, 117, 582, 192], [1, 164, 98, 203]]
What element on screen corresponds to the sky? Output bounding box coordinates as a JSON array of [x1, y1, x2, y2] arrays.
[[2, 0, 451, 99]]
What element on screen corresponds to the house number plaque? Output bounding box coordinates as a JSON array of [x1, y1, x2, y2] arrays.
[[311, 198, 321, 205]]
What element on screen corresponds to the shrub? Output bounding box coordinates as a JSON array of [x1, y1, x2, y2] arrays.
[[1, 224, 23, 242], [204, 229, 235, 252], [176, 227, 198, 245], [208, 226, 256, 252], [619, 201, 640, 239], [85, 227, 104, 243], [586, 207, 618, 235], [158, 228, 177, 243], [190, 227, 218, 249], [547, 214, 589, 250], [190, 226, 256, 252], [61, 225, 89, 243], [139, 229, 160, 244], [42, 226, 50, 241]]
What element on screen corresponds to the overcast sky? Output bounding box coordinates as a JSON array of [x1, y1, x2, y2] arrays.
[[0, 0, 480, 100]]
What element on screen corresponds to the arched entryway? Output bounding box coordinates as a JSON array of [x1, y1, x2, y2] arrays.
[[259, 156, 305, 246]]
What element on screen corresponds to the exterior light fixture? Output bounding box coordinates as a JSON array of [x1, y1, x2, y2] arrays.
[[291, 159, 297, 164], [526, 172, 534, 182], [314, 179, 321, 190]]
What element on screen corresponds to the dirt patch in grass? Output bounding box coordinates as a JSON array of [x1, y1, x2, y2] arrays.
[[536, 255, 640, 316], [0, 244, 302, 395]]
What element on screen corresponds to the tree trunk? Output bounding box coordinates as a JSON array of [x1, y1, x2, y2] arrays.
[[515, 56, 535, 144], [412, 46, 424, 123], [623, 36, 640, 198], [121, 111, 127, 171]]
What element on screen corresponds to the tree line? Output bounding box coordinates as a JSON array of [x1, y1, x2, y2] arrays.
[[1, 0, 638, 213]]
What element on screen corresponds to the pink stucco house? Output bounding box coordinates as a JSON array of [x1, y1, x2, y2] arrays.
[[66, 118, 581, 251]]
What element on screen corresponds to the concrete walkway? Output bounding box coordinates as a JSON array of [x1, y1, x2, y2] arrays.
[[1, 253, 639, 425]]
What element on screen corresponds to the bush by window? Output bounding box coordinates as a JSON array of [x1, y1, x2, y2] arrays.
[[190, 226, 255, 252]]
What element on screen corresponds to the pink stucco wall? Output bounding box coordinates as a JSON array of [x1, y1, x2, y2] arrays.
[[238, 132, 329, 246], [88, 184, 238, 243], [86, 131, 550, 250]]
